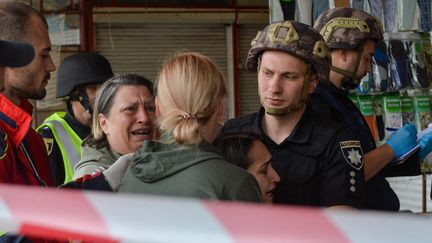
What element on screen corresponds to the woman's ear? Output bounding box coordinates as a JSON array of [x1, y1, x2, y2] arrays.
[[98, 114, 109, 135]]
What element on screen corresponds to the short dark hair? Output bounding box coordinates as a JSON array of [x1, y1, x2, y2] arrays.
[[0, 1, 48, 42], [215, 133, 260, 170]]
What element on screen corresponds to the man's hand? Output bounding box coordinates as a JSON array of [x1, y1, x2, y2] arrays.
[[386, 123, 417, 158], [419, 132, 432, 160]]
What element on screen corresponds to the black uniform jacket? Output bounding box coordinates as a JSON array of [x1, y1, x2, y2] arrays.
[[311, 81, 401, 211], [219, 105, 366, 208]]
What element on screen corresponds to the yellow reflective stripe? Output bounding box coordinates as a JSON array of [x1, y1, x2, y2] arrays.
[[37, 112, 82, 183]]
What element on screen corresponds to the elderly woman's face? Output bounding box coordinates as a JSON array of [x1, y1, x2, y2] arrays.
[[99, 85, 156, 154]]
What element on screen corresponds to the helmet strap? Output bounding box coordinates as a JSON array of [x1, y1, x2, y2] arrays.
[[330, 43, 364, 90], [78, 88, 93, 115], [261, 64, 312, 116]]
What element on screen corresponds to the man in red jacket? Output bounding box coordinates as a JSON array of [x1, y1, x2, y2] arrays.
[[0, 1, 55, 187]]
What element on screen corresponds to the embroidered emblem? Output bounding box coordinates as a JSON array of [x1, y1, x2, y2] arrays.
[[43, 138, 54, 156], [340, 140, 364, 170]]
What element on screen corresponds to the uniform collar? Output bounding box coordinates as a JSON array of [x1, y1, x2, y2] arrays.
[[64, 109, 91, 140], [0, 94, 32, 147], [255, 104, 317, 145]]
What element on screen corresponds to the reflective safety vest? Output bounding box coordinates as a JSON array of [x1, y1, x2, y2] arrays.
[[37, 112, 82, 184]]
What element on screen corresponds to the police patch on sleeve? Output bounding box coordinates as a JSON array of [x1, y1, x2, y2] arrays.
[[43, 138, 54, 156], [340, 140, 364, 170]]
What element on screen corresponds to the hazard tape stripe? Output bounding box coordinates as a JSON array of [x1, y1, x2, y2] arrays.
[[0, 184, 431, 242], [86, 192, 233, 243], [0, 185, 116, 242], [204, 201, 350, 243], [325, 210, 432, 242]]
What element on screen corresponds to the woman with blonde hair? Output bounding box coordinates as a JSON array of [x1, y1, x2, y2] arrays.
[[117, 52, 262, 202]]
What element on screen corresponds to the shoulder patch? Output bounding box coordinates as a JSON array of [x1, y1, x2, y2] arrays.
[[340, 140, 364, 170], [43, 137, 54, 156], [0, 129, 7, 159]]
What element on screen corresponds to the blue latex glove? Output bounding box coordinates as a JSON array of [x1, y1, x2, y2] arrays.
[[386, 124, 418, 158], [419, 132, 432, 160]]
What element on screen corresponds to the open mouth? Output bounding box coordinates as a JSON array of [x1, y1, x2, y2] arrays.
[[265, 190, 274, 199], [131, 128, 152, 137]]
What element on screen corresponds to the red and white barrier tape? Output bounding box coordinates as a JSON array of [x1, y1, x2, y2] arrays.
[[0, 184, 429, 242]]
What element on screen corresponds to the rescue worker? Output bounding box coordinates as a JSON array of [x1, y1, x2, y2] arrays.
[[38, 52, 114, 185], [0, 1, 55, 187], [219, 20, 367, 208], [312, 8, 432, 211]]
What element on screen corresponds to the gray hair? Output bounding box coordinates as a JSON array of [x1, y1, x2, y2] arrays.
[[90, 73, 154, 146]]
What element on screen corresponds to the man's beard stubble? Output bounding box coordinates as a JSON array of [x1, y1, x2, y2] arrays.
[[8, 69, 48, 100]]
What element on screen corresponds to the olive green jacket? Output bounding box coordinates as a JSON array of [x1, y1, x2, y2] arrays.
[[73, 138, 121, 179], [118, 140, 263, 203]]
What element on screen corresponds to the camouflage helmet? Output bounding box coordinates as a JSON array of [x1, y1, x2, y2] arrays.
[[246, 20, 330, 82], [313, 7, 384, 49]]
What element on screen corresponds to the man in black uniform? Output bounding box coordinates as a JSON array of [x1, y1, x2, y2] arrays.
[[38, 52, 113, 186], [313, 8, 432, 211], [219, 20, 367, 208]]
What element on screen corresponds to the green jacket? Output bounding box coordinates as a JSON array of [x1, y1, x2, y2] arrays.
[[118, 140, 263, 203], [73, 138, 121, 179]]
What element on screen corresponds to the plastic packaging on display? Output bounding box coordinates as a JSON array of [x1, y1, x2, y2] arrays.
[[373, 94, 386, 141], [371, 40, 389, 93], [383, 94, 403, 138], [406, 34, 430, 89], [388, 38, 410, 91]]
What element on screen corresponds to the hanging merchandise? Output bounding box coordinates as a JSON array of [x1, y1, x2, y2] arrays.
[[350, 0, 365, 10], [348, 93, 360, 108], [296, 0, 313, 25], [369, 0, 385, 25], [384, 0, 397, 32], [406, 33, 430, 89], [359, 95, 379, 141], [420, 32, 432, 81], [383, 93, 403, 138], [387, 36, 410, 91], [413, 91, 432, 130], [400, 94, 415, 126], [358, 73, 371, 94], [280, 0, 296, 20], [373, 94, 386, 141], [397, 0, 421, 31], [312, 0, 329, 21], [334, 0, 350, 7], [417, 0, 432, 31], [371, 40, 389, 93]]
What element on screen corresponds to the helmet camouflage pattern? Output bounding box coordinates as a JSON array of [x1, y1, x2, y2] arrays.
[[313, 7, 384, 49], [246, 20, 330, 82]]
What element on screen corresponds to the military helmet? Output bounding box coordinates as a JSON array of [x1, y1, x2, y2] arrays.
[[313, 7, 384, 49], [246, 20, 331, 82], [56, 52, 114, 98]]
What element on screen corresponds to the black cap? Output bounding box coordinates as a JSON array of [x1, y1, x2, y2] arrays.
[[56, 52, 114, 98], [0, 40, 34, 67]]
